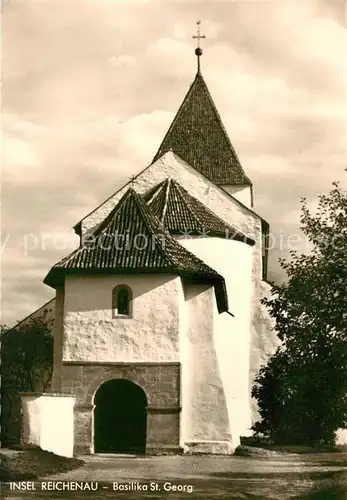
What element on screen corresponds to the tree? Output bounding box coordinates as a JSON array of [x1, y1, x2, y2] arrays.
[[252, 182, 347, 445], [0, 311, 54, 446]]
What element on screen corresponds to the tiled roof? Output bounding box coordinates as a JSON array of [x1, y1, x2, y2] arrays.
[[144, 178, 254, 245], [44, 189, 228, 313], [152, 72, 251, 186]]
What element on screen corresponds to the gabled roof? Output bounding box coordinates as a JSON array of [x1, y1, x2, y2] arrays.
[[152, 72, 251, 186], [44, 188, 228, 313], [5, 299, 55, 334], [73, 151, 267, 240], [143, 178, 254, 245]]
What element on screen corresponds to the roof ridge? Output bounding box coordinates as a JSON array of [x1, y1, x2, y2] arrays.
[[151, 73, 200, 165], [144, 180, 164, 205], [120, 188, 209, 272], [133, 189, 215, 271], [54, 189, 172, 271], [93, 189, 133, 237], [195, 74, 252, 185], [161, 178, 171, 225], [127, 189, 177, 269], [170, 179, 205, 230], [166, 179, 253, 244]]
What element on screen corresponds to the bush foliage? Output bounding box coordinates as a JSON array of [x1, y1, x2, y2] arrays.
[[0, 311, 54, 445], [252, 182, 347, 445]]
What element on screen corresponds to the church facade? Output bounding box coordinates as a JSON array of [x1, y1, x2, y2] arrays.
[[20, 56, 279, 457]]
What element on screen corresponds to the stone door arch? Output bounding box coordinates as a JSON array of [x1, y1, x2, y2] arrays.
[[93, 378, 147, 454]]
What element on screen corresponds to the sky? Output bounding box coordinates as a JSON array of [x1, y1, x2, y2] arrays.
[[2, 0, 347, 327]]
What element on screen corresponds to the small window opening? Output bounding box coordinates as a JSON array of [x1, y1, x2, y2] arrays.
[[112, 285, 132, 318]]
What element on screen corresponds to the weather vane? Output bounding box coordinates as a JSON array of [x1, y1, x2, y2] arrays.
[[192, 20, 206, 73]]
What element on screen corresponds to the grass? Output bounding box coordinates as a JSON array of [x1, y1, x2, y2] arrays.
[[0, 448, 84, 481], [297, 483, 347, 499], [240, 436, 341, 454]]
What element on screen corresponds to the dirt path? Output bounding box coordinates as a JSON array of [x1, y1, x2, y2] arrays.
[[2, 453, 347, 499]]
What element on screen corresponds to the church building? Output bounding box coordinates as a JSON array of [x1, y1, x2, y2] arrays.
[[19, 37, 279, 457]]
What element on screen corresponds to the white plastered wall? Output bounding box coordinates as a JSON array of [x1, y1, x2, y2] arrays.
[[180, 237, 253, 441], [20, 394, 75, 457], [179, 284, 233, 453], [336, 429, 347, 445], [222, 185, 253, 209], [62, 274, 181, 363]]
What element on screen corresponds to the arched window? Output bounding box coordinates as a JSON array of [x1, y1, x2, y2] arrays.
[[112, 285, 132, 318]]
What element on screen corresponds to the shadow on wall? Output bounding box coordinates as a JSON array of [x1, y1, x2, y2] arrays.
[[65, 275, 176, 313]]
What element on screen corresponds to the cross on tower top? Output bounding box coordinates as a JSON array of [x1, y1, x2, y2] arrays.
[[129, 175, 138, 187], [192, 20, 206, 73]]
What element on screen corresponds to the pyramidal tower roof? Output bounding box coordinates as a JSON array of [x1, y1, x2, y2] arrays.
[[44, 188, 228, 313], [144, 178, 254, 245], [152, 70, 251, 186]]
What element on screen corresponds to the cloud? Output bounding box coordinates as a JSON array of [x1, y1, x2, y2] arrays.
[[3, 135, 39, 181], [111, 54, 137, 69]]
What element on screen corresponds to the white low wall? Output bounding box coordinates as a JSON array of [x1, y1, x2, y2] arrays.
[[20, 393, 75, 457], [336, 428, 347, 446]]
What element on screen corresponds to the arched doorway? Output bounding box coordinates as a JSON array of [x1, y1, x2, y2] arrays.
[[94, 379, 147, 454]]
